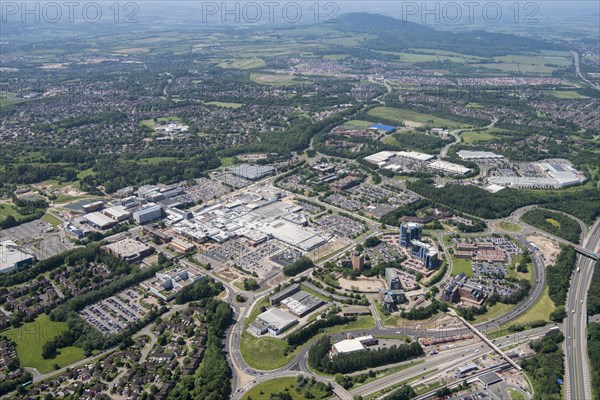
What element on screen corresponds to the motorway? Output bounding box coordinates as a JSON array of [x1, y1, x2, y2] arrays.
[[564, 218, 600, 400]]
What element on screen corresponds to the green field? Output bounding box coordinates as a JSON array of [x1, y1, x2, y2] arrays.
[[473, 302, 515, 324], [240, 333, 295, 370], [242, 377, 331, 400], [368, 107, 468, 129], [218, 57, 266, 69], [138, 157, 178, 165], [508, 285, 556, 326], [139, 116, 180, 129], [507, 387, 526, 400], [342, 119, 373, 129], [544, 90, 588, 99], [204, 101, 243, 108], [0, 203, 23, 222], [545, 218, 561, 228], [240, 315, 375, 370], [473, 63, 558, 74], [42, 213, 63, 226], [323, 54, 350, 60], [220, 156, 235, 167], [498, 221, 522, 232], [250, 73, 300, 86], [495, 54, 571, 66], [3, 314, 85, 374], [451, 257, 473, 277], [76, 168, 95, 180], [460, 129, 498, 144], [382, 135, 401, 146], [0, 91, 19, 105]]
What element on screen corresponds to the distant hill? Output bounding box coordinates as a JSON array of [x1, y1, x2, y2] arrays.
[[333, 13, 562, 57]]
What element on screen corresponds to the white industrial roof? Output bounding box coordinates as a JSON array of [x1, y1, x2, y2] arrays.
[[363, 151, 396, 164], [398, 151, 435, 162], [333, 339, 365, 354], [257, 308, 297, 327], [488, 177, 560, 188], [457, 150, 504, 160], [84, 211, 116, 227], [485, 184, 506, 193], [427, 160, 471, 175], [0, 240, 35, 272], [104, 206, 131, 219], [333, 335, 375, 354]]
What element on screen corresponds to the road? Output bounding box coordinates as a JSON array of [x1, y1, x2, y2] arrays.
[[439, 116, 497, 159], [572, 51, 600, 90], [349, 326, 551, 399], [564, 218, 600, 400], [225, 220, 550, 396], [506, 205, 588, 244]]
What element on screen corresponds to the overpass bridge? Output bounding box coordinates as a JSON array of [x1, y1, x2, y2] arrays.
[[574, 246, 598, 261], [456, 315, 522, 372]]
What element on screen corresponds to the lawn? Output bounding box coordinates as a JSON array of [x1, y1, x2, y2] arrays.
[[508, 285, 556, 326], [451, 257, 473, 277], [42, 213, 63, 226], [473, 302, 515, 324], [218, 57, 265, 70], [342, 119, 373, 128], [137, 157, 178, 165], [242, 377, 330, 400], [76, 168, 95, 180], [507, 387, 526, 400], [545, 218, 561, 228], [382, 135, 401, 146], [323, 54, 350, 60], [0, 203, 23, 222], [461, 130, 498, 144], [3, 314, 85, 374], [240, 333, 295, 370], [240, 315, 375, 370], [250, 73, 300, 86], [498, 221, 522, 232], [204, 101, 243, 108], [473, 63, 557, 74], [544, 90, 588, 99], [367, 107, 468, 129], [220, 157, 235, 167]]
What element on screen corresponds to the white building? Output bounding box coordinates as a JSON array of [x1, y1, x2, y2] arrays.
[[331, 335, 378, 356], [0, 240, 35, 274], [427, 160, 471, 176], [249, 308, 298, 336]]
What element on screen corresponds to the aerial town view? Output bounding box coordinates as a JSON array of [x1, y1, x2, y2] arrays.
[[0, 2, 599, 400]]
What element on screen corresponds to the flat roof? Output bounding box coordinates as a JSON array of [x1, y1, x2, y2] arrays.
[[363, 151, 397, 164], [257, 308, 297, 327], [333, 335, 375, 354], [230, 164, 275, 180], [458, 363, 478, 373], [427, 160, 471, 175], [270, 283, 300, 302], [485, 184, 506, 193], [83, 211, 116, 227], [0, 240, 35, 272], [457, 150, 504, 159], [478, 371, 503, 385], [104, 238, 151, 258], [104, 206, 131, 218], [333, 339, 365, 354], [398, 151, 435, 162]]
